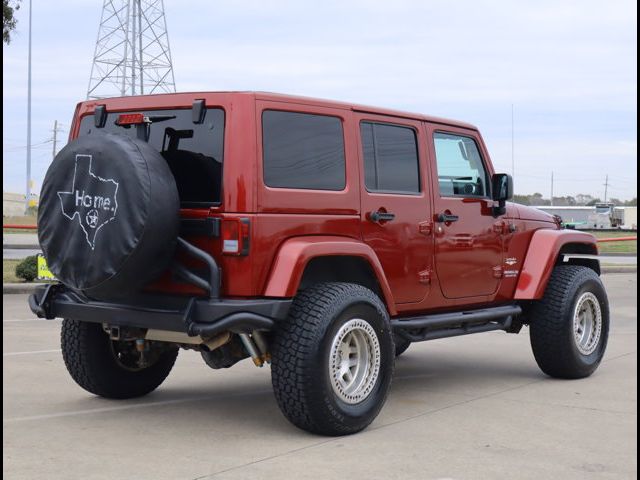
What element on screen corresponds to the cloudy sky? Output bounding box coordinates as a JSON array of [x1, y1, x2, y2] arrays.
[[3, 0, 637, 200]]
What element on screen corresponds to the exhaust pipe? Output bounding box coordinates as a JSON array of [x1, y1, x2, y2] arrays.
[[251, 331, 270, 364], [239, 333, 264, 367]]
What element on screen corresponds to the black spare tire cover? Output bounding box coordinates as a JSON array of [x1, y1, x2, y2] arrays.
[[38, 133, 179, 299]]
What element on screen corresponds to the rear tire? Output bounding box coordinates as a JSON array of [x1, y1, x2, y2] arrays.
[[271, 283, 394, 436], [61, 319, 178, 399], [529, 266, 609, 379]]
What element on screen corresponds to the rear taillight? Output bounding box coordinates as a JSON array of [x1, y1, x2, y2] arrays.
[[221, 218, 250, 255]]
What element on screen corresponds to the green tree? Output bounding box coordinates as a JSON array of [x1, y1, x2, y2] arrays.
[[3, 0, 20, 44], [530, 193, 550, 206], [15, 255, 37, 282], [512, 194, 531, 205]]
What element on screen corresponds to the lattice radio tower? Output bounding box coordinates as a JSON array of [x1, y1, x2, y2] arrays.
[[87, 0, 176, 99]]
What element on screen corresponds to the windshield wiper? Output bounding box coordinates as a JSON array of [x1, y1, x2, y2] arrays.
[[114, 114, 177, 142], [147, 115, 176, 123]]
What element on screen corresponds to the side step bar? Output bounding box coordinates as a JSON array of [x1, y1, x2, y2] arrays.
[[391, 305, 522, 342]]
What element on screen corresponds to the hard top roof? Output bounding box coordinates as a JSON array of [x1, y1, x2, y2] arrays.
[[79, 91, 478, 130]]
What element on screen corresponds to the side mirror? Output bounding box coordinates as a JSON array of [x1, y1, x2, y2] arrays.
[[492, 173, 513, 202], [491, 173, 513, 216]]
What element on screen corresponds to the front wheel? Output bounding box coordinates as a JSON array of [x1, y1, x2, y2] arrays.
[[61, 319, 179, 399], [271, 283, 394, 436], [529, 265, 609, 379]]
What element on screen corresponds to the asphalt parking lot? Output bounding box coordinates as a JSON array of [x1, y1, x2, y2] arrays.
[[3, 274, 637, 480]]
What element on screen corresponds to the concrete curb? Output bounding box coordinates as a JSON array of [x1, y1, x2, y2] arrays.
[[601, 266, 637, 274], [3, 283, 45, 294], [2, 245, 41, 250], [3, 268, 637, 295]]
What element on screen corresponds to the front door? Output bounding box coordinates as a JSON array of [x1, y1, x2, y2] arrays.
[[356, 113, 433, 304], [427, 126, 503, 299]]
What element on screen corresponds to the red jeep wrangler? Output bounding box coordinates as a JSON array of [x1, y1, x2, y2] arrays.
[[30, 92, 609, 436]]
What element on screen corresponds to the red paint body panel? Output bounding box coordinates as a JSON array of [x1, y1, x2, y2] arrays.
[[263, 236, 397, 315], [68, 91, 600, 317], [515, 204, 556, 223], [515, 229, 598, 299], [252, 214, 362, 297]]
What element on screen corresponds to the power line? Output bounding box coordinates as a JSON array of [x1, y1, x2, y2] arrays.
[[4, 139, 54, 152], [4, 126, 66, 153]]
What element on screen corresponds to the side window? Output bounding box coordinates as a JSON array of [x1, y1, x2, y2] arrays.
[[262, 110, 346, 190], [360, 122, 420, 194], [433, 132, 489, 197]]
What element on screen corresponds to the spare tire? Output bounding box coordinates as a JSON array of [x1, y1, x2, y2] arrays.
[[38, 133, 179, 300]]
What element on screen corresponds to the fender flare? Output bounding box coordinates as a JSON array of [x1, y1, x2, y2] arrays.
[[263, 236, 397, 315], [514, 229, 598, 300]]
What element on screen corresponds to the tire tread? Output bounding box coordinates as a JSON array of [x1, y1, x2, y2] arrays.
[[61, 319, 178, 399], [271, 282, 392, 435], [529, 265, 608, 379]]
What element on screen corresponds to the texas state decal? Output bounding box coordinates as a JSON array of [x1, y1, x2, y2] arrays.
[[57, 154, 119, 250]]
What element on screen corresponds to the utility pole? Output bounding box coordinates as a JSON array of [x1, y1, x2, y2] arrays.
[[51, 120, 62, 161], [25, 0, 32, 214], [511, 104, 515, 181], [603, 174, 611, 203], [131, 0, 137, 95], [550, 171, 554, 206]]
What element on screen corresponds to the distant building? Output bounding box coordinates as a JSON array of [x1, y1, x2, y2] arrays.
[[535, 205, 637, 230], [535, 206, 592, 225], [622, 206, 637, 230]]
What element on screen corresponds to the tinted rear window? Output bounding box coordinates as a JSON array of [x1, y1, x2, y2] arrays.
[[262, 110, 346, 190], [78, 108, 224, 207], [360, 122, 420, 194]]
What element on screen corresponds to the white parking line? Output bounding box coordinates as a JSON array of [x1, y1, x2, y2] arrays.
[[3, 349, 61, 357], [3, 389, 272, 423]]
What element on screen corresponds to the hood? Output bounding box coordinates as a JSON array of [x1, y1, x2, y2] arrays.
[[514, 204, 558, 224]]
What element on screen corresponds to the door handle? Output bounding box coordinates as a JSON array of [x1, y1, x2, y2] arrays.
[[436, 212, 459, 223], [368, 210, 396, 223]]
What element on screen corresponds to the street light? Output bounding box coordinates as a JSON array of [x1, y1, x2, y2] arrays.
[[25, 0, 33, 214]]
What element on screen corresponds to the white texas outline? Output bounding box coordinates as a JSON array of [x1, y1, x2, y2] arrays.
[[57, 154, 119, 250]]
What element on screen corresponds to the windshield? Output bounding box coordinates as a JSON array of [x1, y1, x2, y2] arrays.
[[78, 108, 225, 207]]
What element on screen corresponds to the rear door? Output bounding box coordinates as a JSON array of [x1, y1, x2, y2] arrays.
[[426, 125, 503, 299], [356, 113, 433, 304]]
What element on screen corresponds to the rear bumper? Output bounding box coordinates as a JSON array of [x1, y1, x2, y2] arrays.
[[28, 284, 292, 337]]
